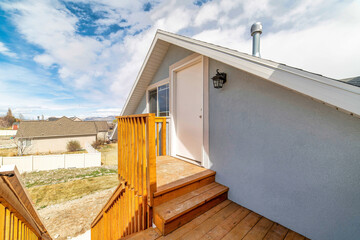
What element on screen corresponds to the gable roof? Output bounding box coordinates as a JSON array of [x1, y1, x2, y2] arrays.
[[94, 121, 109, 132], [16, 117, 107, 139], [122, 29, 360, 117]]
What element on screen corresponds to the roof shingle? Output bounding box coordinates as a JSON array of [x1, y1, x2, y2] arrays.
[[16, 117, 108, 139]]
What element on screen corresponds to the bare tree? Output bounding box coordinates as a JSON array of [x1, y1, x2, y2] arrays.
[[13, 133, 32, 156]]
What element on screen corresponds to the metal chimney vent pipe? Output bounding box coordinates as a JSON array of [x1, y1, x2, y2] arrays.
[[251, 22, 262, 57]]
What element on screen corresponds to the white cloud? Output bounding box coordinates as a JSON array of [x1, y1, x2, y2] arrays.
[[194, 3, 220, 26], [0, 0, 359, 119], [261, 0, 360, 79], [0, 42, 17, 58]]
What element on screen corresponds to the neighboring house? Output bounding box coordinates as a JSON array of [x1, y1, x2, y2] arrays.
[[93, 121, 109, 142], [15, 116, 108, 154], [70, 116, 82, 121], [114, 29, 360, 239], [12, 122, 19, 130]]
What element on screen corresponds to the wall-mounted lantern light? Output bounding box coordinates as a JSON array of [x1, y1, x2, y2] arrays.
[[212, 69, 227, 89]]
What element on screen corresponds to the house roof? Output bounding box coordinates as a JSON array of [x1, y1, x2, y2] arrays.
[[340, 76, 360, 87], [70, 116, 82, 121], [94, 121, 109, 132], [16, 117, 108, 139], [121, 29, 360, 117]]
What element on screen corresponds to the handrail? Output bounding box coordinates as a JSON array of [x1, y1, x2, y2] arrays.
[[0, 164, 52, 240], [91, 113, 167, 239]]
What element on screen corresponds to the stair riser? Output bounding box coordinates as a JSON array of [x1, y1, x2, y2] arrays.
[[153, 175, 215, 207], [156, 191, 228, 235]]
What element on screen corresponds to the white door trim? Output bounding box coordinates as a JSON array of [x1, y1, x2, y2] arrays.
[[169, 53, 210, 168]]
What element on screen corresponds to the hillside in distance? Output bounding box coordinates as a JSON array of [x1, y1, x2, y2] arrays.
[[84, 116, 115, 122]]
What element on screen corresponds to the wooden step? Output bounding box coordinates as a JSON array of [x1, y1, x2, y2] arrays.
[[120, 227, 161, 240], [153, 182, 229, 235], [154, 169, 216, 206]]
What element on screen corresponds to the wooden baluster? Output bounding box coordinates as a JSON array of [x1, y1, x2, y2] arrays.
[[156, 122, 159, 156], [118, 118, 122, 180], [120, 118, 124, 181], [122, 118, 125, 181], [141, 117, 147, 228], [162, 118, 167, 156], [130, 117, 135, 234], [135, 117, 140, 232], [146, 114, 157, 210]]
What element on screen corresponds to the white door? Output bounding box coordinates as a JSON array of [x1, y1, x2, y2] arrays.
[[175, 61, 203, 163]]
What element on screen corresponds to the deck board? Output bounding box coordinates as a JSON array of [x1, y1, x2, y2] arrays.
[[125, 200, 308, 240], [156, 156, 206, 188], [124, 156, 309, 240]]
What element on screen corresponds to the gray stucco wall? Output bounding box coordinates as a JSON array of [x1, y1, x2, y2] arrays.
[[134, 44, 193, 154], [209, 59, 360, 240], [134, 44, 193, 114]]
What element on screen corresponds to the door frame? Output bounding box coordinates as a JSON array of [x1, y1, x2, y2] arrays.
[[169, 53, 210, 168]]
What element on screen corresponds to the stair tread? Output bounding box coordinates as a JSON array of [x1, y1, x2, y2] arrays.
[[120, 227, 161, 240], [155, 169, 216, 197], [154, 182, 229, 223]]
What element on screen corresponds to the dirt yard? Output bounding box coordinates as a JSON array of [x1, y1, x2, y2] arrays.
[[38, 187, 116, 239], [21, 166, 119, 239]]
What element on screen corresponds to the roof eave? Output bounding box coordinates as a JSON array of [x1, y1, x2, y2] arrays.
[[122, 29, 360, 117]]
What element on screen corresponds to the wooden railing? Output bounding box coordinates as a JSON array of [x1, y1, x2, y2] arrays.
[[91, 114, 167, 239], [0, 165, 52, 240], [155, 117, 166, 156]]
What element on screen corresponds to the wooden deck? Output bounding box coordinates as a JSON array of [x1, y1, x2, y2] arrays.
[[156, 155, 206, 187], [120, 156, 309, 240], [123, 199, 308, 240]]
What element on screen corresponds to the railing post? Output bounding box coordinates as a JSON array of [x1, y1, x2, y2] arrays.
[[146, 113, 157, 207], [161, 119, 167, 156]]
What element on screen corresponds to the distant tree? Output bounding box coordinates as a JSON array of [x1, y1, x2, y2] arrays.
[[19, 113, 25, 120], [41, 115, 44, 121], [4, 108, 16, 127]]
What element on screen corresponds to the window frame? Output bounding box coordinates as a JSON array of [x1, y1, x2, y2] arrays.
[[146, 78, 170, 117]]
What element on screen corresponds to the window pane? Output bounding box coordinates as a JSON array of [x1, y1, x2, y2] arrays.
[[149, 89, 157, 114], [158, 83, 169, 116]]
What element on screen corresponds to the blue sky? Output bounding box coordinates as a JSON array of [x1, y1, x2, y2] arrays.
[[0, 0, 359, 119]]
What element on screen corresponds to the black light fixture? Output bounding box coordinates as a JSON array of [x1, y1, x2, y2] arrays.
[[212, 69, 227, 89]]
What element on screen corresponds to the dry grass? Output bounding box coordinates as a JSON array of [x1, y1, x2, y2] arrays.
[[21, 166, 117, 188], [0, 148, 87, 157], [0, 147, 17, 157], [98, 143, 118, 166], [27, 174, 119, 209]]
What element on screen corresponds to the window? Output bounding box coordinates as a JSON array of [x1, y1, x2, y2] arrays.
[[148, 83, 169, 117], [23, 139, 31, 147]]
